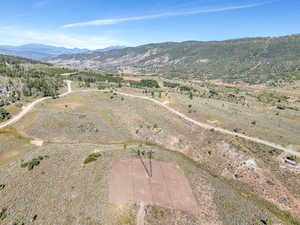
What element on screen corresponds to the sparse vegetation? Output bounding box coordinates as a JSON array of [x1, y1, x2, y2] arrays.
[[257, 92, 288, 105]]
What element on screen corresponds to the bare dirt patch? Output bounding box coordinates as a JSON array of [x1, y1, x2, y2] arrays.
[[30, 139, 44, 146], [109, 158, 198, 213], [123, 76, 142, 82]]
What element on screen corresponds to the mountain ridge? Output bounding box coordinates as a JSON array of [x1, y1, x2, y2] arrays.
[[0, 44, 127, 61], [48, 34, 300, 84]]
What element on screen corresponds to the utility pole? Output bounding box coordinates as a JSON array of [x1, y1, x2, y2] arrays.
[[148, 150, 154, 177], [134, 148, 155, 178]]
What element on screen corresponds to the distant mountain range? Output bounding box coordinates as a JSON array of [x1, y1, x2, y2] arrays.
[[48, 34, 300, 84], [0, 44, 126, 60]]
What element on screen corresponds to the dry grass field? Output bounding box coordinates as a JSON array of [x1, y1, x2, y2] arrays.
[[163, 92, 300, 151], [0, 141, 289, 225], [0, 90, 300, 225]]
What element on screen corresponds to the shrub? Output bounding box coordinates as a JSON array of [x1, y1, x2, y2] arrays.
[[21, 155, 48, 170], [287, 155, 297, 161], [0, 108, 11, 121], [233, 128, 240, 133], [21, 158, 40, 170], [0, 184, 5, 190], [277, 105, 286, 110], [84, 152, 102, 164], [0, 208, 7, 221]]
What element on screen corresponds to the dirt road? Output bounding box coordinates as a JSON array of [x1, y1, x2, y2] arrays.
[[136, 202, 145, 225], [0, 80, 72, 129], [115, 91, 300, 158], [1, 80, 299, 158]]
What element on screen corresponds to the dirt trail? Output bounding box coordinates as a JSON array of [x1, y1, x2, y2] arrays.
[[136, 202, 145, 225], [0, 80, 72, 129]]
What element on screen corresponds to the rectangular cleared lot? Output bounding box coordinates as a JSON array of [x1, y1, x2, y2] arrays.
[[109, 158, 198, 212]]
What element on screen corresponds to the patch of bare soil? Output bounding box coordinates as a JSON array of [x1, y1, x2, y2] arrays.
[[109, 159, 198, 213], [123, 76, 142, 82]]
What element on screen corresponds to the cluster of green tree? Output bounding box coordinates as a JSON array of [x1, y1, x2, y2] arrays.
[[256, 92, 288, 105], [22, 76, 63, 97], [179, 86, 193, 92], [76, 72, 123, 87], [0, 54, 71, 105], [0, 107, 10, 121], [128, 79, 160, 88], [277, 105, 299, 111], [163, 81, 179, 88]]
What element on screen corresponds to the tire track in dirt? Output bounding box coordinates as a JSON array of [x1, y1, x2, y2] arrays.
[[136, 202, 145, 225]]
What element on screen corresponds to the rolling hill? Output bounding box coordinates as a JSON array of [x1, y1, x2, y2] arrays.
[[48, 34, 300, 84]]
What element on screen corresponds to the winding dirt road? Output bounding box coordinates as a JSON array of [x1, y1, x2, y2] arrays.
[[1, 80, 299, 157], [115, 91, 300, 158], [0, 80, 72, 129]]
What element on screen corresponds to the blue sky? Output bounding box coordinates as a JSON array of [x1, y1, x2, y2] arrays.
[[0, 0, 299, 49]]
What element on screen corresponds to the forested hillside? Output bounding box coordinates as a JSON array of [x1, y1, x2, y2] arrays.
[[49, 34, 300, 84], [0, 54, 73, 120]]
